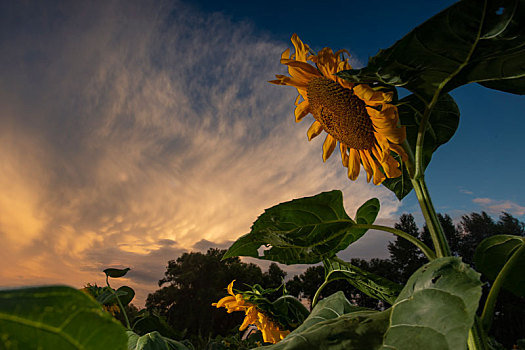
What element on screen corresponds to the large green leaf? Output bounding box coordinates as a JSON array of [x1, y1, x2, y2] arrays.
[[223, 191, 378, 264], [323, 258, 402, 305], [337, 0, 525, 102], [127, 331, 193, 350], [382, 93, 460, 199], [474, 234, 525, 297], [0, 285, 127, 350], [381, 257, 482, 350], [259, 292, 389, 350]]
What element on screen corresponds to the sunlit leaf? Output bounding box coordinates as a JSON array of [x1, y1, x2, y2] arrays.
[[104, 268, 131, 278], [323, 258, 402, 305], [474, 234, 525, 297], [380, 257, 482, 350], [382, 93, 460, 199], [337, 0, 525, 101], [223, 191, 377, 264], [260, 292, 389, 350], [0, 286, 127, 350]]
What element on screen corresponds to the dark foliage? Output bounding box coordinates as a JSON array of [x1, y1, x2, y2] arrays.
[[145, 248, 286, 343]]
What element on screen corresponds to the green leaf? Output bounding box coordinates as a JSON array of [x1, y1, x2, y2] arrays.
[[337, 0, 525, 101], [132, 312, 180, 339], [334, 198, 380, 251], [104, 267, 131, 278], [381, 257, 482, 350], [224, 191, 374, 264], [382, 93, 460, 199], [0, 285, 127, 350], [260, 292, 389, 350], [127, 331, 193, 350], [474, 234, 525, 297], [117, 286, 135, 306], [323, 258, 402, 305]]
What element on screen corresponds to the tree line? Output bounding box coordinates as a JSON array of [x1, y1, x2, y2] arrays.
[[144, 211, 525, 348]]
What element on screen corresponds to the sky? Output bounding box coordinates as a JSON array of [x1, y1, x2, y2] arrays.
[[1, 0, 524, 306]]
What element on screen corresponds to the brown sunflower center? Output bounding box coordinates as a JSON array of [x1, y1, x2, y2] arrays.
[[307, 77, 375, 150]]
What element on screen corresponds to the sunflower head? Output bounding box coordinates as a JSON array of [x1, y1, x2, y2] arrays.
[[270, 34, 407, 185], [212, 281, 290, 344]]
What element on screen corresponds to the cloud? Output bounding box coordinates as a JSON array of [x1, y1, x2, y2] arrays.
[[472, 198, 525, 217], [0, 0, 401, 305]]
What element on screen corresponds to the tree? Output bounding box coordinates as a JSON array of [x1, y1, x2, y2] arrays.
[[388, 214, 424, 282], [146, 248, 265, 341]]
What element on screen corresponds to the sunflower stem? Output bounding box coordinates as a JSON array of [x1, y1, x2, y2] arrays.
[[411, 177, 450, 258], [401, 139, 450, 258]]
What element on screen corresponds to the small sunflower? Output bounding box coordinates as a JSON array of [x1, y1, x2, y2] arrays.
[[270, 34, 407, 185], [212, 281, 290, 344]]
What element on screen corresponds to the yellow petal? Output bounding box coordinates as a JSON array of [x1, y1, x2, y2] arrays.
[[367, 153, 386, 185], [269, 74, 309, 90], [359, 150, 373, 183], [315, 47, 338, 79], [280, 48, 290, 61], [213, 295, 236, 308], [382, 155, 402, 178], [390, 143, 408, 162], [291, 34, 309, 62], [227, 280, 235, 295], [347, 149, 361, 181], [294, 100, 310, 122], [307, 121, 323, 141], [353, 84, 393, 106], [339, 144, 349, 167], [322, 134, 337, 161]]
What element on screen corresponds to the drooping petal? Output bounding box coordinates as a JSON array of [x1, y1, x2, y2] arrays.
[[307, 121, 323, 140], [269, 74, 309, 90], [212, 295, 236, 308], [294, 100, 310, 122], [359, 150, 373, 183], [340, 144, 349, 167], [381, 155, 402, 178], [227, 280, 235, 296], [353, 84, 393, 106], [322, 134, 337, 161], [373, 132, 391, 161], [390, 143, 408, 161], [281, 59, 320, 77], [347, 149, 361, 181], [366, 153, 386, 185]]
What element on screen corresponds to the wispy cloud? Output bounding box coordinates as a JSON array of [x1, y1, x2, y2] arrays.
[[0, 0, 400, 305], [473, 198, 525, 217]]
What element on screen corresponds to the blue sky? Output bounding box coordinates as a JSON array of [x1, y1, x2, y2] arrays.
[[1, 0, 523, 305]]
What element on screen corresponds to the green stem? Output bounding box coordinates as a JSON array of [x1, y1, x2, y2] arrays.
[[411, 177, 451, 257], [480, 241, 525, 331], [401, 137, 450, 258], [311, 280, 330, 308], [106, 275, 131, 329], [468, 317, 490, 350], [352, 224, 436, 260]]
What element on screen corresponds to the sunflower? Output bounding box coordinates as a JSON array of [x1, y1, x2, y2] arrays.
[[212, 281, 290, 344], [270, 34, 407, 185]]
